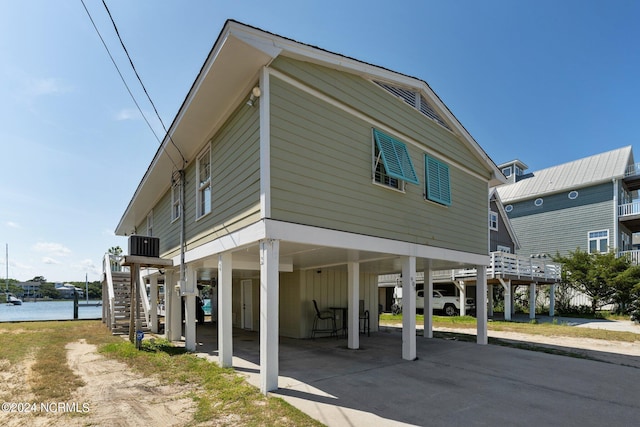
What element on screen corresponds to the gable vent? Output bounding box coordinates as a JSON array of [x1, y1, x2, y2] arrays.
[[374, 81, 451, 131]]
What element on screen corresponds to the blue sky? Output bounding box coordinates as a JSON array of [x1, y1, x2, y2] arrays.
[[1, 0, 638, 282]]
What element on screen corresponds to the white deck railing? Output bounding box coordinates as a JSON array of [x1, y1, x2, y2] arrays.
[[618, 250, 640, 265], [432, 251, 562, 282], [102, 253, 118, 330], [618, 201, 640, 217]]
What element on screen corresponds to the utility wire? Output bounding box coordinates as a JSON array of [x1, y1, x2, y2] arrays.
[[79, 0, 181, 170], [101, 0, 186, 167]]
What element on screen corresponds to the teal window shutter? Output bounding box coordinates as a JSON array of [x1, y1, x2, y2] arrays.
[[425, 154, 451, 206], [373, 129, 419, 185]]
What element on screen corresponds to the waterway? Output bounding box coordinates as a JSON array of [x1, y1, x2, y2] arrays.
[[0, 300, 102, 322]]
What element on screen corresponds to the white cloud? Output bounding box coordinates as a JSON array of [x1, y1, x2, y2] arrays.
[[5, 221, 20, 228], [26, 77, 71, 97], [33, 242, 72, 257], [115, 108, 140, 121], [42, 257, 61, 265]]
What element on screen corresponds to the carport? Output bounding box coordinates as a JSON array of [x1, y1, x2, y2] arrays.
[[191, 323, 640, 426]]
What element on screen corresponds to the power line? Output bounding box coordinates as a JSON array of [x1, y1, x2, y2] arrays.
[[79, 0, 182, 170], [100, 0, 186, 166]]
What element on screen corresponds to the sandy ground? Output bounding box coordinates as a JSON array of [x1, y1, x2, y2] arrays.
[[1, 339, 195, 427], [1, 321, 638, 426]]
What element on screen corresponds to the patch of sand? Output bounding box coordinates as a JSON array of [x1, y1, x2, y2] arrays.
[[64, 339, 196, 426]]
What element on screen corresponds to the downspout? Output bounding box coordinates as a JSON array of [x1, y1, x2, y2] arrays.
[[180, 169, 186, 283]]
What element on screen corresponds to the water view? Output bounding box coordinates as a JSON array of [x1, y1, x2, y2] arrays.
[[0, 300, 102, 322]]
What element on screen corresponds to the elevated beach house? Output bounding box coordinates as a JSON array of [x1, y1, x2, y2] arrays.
[[113, 20, 505, 393]]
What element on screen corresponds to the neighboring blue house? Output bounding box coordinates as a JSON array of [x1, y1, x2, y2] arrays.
[[496, 146, 640, 260]]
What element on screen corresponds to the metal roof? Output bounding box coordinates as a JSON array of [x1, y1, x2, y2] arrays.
[[496, 146, 633, 203]]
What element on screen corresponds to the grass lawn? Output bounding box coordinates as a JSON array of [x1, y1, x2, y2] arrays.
[[0, 320, 323, 426], [379, 313, 640, 343]]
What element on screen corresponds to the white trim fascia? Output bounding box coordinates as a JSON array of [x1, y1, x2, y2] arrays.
[[268, 68, 490, 184], [259, 67, 271, 218], [173, 221, 267, 266], [264, 219, 489, 266]]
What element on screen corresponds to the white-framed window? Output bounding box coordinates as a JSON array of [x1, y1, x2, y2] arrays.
[[502, 166, 512, 177], [505, 204, 513, 213], [489, 211, 498, 231], [146, 211, 153, 236], [497, 245, 511, 253], [196, 145, 212, 219], [534, 198, 543, 207], [588, 230, 609, 253], [171, 177, 181, 222], [568, 190, 579, 200]]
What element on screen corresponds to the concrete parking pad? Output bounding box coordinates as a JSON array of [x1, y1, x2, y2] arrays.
[[193, 324, 640, 426]]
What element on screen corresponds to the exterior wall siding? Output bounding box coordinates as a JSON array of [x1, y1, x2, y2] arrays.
[[490, 199, 515, 253], [506, 182, 614, 257], [137, 102, 262, 258], [268, 59, 489, 255]]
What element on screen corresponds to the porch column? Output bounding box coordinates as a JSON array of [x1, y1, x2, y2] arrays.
[[549, 284, 556, 317], [529, 282, 536, 319], [402, 256, 417, 360], [498, 278, 512, 321], [184, 267, 197, 352], [459, 282, 467, 316], [476, 266, 488, 345], [424, 266, 433, 338], [347, 261, 359, 350], [218, 252, 233, 368], [487, 284, 494, 317], [149, 275, 159, 333], [166, 271, 182, 341], [260, 239, 280, 394]]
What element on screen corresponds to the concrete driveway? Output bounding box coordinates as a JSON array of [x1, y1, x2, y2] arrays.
[[193, 324, 640, 426]]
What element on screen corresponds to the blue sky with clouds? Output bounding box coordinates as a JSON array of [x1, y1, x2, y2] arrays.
[[1, 0, 638, 282]]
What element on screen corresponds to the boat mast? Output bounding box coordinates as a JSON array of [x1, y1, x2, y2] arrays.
[[5, 243, 8, 293]]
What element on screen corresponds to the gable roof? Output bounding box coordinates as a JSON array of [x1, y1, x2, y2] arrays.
[[496, 146, 633, 203], [116, 20, 506, 235]]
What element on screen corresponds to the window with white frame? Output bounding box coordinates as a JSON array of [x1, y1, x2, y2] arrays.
[[147, 211, 153, 236], [196, 146, 212, 218], [588, 230, 609, 253], [489, 211, 498, 231], [171, 177, 181, 222], [502, 166, 512, 177]]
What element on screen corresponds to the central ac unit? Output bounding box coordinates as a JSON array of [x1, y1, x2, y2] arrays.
[[128, 235, 160, 258]]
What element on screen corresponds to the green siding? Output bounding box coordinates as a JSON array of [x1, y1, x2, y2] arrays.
[[271, 56, 490, 173], [507, 183, 614, 256], [269, 64, 488, 254], [142, 102, 261, 258]]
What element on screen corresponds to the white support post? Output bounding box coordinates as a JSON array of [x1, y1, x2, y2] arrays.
[[487, 284, 494, 317], [260, 239, 280, 394], [149, 275, 159, 333], [549, 284, 556, 317], [402, 256, 417, 360], [218, 252, 233, 368], [347, 261, 359, 350], [459, 282, 467, 316], [424, 267, 433, 339], [166, 271, 182, 341], [529, 282, 536, 320], [184, 268, 197, 352], [498, 278, 512, 321], [476, 266, 488, 345]]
